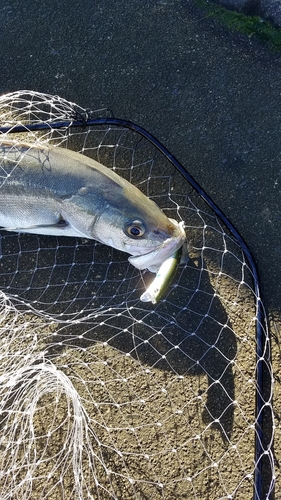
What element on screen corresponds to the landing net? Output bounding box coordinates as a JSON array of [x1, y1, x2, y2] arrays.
[[0, 91, 275, 499]]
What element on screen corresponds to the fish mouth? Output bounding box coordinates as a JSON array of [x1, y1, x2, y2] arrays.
[[128, 220, 186, 272]]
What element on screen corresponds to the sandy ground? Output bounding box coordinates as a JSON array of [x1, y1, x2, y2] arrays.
[[0, 0, 280, 498]]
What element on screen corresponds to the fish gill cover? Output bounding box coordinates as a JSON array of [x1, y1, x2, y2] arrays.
[[0, 90, 275, 500]]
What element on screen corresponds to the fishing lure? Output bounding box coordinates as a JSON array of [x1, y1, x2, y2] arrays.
[[140, 246, 183, 304]]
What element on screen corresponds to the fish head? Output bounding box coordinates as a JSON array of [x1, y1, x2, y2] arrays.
[[89, 184, 187, 272], [64, 165, 187, 272]]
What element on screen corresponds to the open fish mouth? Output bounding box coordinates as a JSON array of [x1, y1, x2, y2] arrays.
[[128, 220, 187, 272]]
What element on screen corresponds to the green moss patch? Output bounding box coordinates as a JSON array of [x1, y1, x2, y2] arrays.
[[196, 1, 281, 52]]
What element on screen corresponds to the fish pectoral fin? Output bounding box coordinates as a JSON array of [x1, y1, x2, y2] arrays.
[[3, 220, 68, 232], [1, 220, 73, 237]]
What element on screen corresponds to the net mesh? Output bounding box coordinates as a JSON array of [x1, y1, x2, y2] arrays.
[[0, 91, 275, 499]]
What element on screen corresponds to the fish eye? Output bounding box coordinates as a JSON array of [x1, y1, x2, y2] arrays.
[[125, 220, 146, 238]]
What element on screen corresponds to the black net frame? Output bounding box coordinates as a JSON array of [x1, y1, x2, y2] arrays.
[[0, 91, 275, 499]]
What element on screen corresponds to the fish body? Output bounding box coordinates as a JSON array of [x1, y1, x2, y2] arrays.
[[0, 142, 186, 271]]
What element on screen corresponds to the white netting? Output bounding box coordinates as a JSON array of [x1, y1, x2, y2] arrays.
[[0, 91, 275, 499]]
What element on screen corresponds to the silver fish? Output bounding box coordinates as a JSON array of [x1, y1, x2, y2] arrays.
[[0, 142, 186, 272]]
